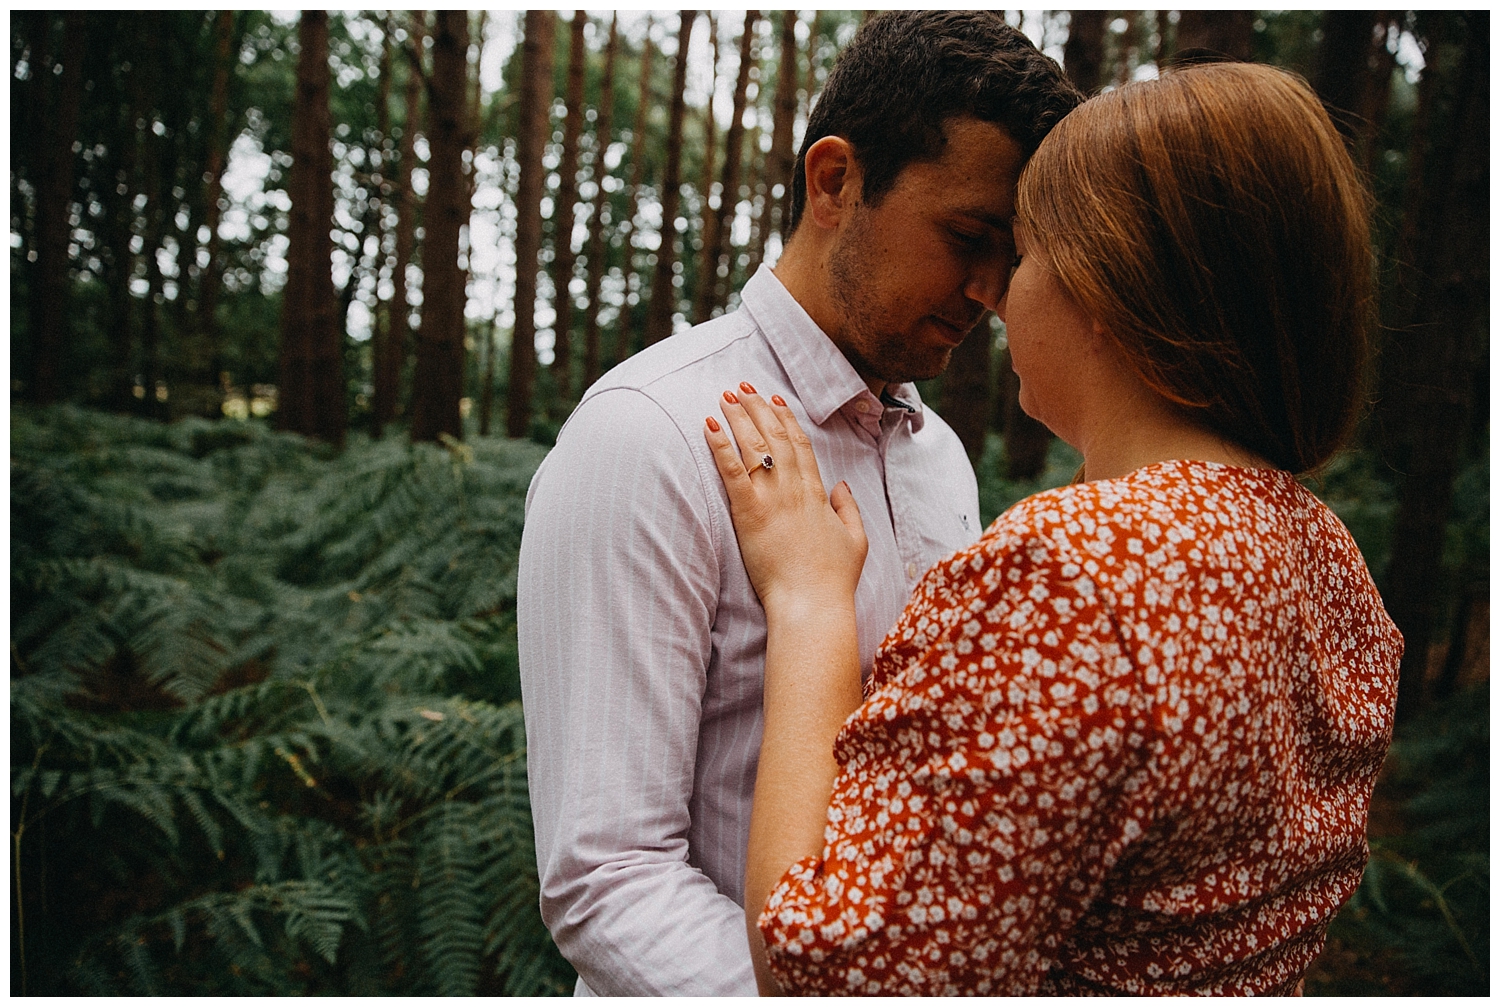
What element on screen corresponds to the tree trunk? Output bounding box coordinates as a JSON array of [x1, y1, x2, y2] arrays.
[[742, 124, 767, 278], [1377, 13, 1489, 721], [691, 14, 725, 324], [136, 18, 169, 421], [27, 11, 86, 405], [276, 11, 343, 446], [103, 46, 144, 413], [1313, 11, 1397, 172], [581, 13, 620, 389], [941, 316, 993, 465], [368, 12, 396, 437], [190, 10, 236, 415], [802, 13, 821, 114], [752, 11, 798, 268], [549, 11, 588, 401], [376, 11, 424, 438], [617, 17, 655, 362], [694, 11, 757, 323], [998, 346, 1052, 479], [643, 10, 697, 347], [409, 10, 470, 443], [1171, 10, 1254, 63], [1064, 11, 1107, 94], [479, 316, 496, 436], [507, 10, 556, 439]]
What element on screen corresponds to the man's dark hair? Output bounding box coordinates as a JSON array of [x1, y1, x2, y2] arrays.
[[787, 11, 1083, 234]]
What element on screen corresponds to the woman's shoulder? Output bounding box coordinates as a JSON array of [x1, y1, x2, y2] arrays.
[[977, 457, 1339, 569]]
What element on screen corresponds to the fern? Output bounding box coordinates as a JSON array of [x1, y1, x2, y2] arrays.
[[12, 405, 573, 995]]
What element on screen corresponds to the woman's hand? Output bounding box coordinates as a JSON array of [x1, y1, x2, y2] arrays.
[[704, 384, 869, 617], [706, 383, 868, 994]]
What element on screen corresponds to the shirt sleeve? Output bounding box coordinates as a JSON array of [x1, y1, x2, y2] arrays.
[[758, 528, 1157, 995], [518, 388, 757, 996]]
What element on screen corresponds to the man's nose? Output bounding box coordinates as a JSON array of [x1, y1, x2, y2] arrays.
[[963, 260, 1007, 314]]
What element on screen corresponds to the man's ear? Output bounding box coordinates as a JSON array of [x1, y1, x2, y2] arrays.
[[801, 136, 860, 231]]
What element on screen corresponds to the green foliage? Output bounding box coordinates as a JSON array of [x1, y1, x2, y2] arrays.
[[1310, 684, 1489, 995], [975, 432, 1084, 527], [11, 405, 572, 995]]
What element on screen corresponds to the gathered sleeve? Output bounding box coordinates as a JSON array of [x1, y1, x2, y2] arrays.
[[758, 523, 1159, 996]]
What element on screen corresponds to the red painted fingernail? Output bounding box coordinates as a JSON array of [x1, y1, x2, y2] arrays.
[[723, 390, 738, 404], [771, 394, 787, 407], [740, 381, 757, 395], [705, 416, 721, 432]]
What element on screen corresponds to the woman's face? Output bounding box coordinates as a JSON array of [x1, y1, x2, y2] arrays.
[[995, 222, 1107, 446]]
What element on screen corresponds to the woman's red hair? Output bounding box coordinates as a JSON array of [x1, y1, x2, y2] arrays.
[[1017, 62, 1374, 473]]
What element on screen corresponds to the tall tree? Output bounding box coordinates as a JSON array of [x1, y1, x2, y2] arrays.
[[191, 10, 236, 415], [507, 10, 556, 439], [409, 11, 470, 443], [801, 11, 821, 115], [643, 10, 696, 347], [276, 11, 343, 444], [694, 11, 756, 323], [1375, 13, 1489, 720], [549, 11, 588, 400], [135, 16, 170, 420], [941, 317, 994, 463], [581, 13, 620, 389], [1172, 10, 1254, 63], [1000, 346, 1052, 479], [375, 11, 424, 438], [276, 10, 343, 446], [368, 11, 396, 436], [102, 38, 144, 413], [1313, 11, 1396, 172], [691, 14, 724, 323], [1064, 11, 1106, 92], [741, 123, 767, 277], [752, 11, 798, 269], [617, 16, 655, 361], [27, 12, 86, 404]]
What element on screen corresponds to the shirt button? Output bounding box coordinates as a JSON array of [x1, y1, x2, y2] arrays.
[[906, 562, 919, 579], [855, 400, 872, 414]]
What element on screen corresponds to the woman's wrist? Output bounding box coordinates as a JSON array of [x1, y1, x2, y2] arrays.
[[760, 586, 857, 629]]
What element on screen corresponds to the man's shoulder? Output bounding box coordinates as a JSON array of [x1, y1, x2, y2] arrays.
[[582, 308, 764, 411]]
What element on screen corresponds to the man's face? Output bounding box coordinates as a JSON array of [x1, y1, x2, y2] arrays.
[[826, 117, 1028, 385]]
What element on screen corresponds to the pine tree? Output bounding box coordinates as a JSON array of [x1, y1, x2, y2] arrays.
[[751, 12, 797, 270], [580, 13, 620, 389], [549, 12, 588, 401], [617, 16, 656, 362], [26, 12, 85, 405], [276, 11, 344, 446], [409, 11, 470, 444], [506, 11, 556, 439], [704, 11, 757, 317], [643, 11, 696, 347]]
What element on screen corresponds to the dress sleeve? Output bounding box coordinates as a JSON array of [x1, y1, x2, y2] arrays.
[[759, 524, 1157, 996]]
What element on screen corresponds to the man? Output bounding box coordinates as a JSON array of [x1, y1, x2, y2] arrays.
[[518, 12, 1081, 996]]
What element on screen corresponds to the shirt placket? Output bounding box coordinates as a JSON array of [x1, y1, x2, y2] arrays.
[[871, 395, 927, 590]]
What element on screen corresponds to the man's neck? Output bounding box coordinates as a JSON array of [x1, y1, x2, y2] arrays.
[[772, 242, 886, 399]]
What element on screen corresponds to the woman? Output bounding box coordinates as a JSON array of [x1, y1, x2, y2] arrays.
[[702, 63, 1401, 995]]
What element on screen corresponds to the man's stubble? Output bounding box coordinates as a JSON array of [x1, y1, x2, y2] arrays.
[[826, 205, 956, 387]]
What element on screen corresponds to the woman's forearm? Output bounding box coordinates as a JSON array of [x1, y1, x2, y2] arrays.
[[744, 591, 864, 995]]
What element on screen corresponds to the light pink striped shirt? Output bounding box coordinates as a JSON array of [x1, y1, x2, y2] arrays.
[[517, 266, 982, 996]]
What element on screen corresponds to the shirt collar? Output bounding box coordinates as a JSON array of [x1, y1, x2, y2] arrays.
[[738, 265, 927, 432]]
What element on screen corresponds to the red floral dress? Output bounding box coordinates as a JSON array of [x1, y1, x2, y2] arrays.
[[760, 460, 1402, 995]]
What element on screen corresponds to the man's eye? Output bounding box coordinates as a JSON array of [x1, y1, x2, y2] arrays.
[[949, 230, 992, 253]]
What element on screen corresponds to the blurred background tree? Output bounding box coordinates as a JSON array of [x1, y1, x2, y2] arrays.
[[10, 10, 1487, 995]]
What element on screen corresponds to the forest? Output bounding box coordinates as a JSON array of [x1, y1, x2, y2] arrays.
[[9, 9, 1488, 995]]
